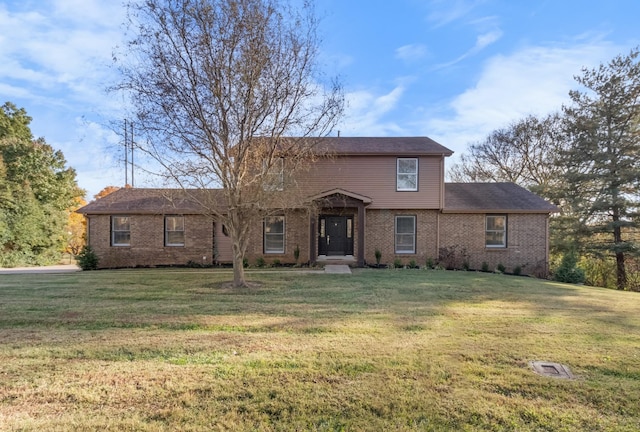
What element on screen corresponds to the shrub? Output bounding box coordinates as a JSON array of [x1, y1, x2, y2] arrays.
[[554, 251, 586, 284], [243, 257, 249, 268], [272, 259, 281, 267], [426, 257, 434, 269], [76, 246, 99, 271], [408, 259, 418, 269], [513, 265, 522, 276], [438, 245, 469, 270], [255, 257, 266, 268], [375, 249, 382, 265], [393, 258, 403, 269], [481, 262, 490, 272], [293, 245, 300, 263], [497, 263, 506, 273]]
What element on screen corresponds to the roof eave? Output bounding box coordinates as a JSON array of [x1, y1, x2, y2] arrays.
[[441, 208, 558, 214]]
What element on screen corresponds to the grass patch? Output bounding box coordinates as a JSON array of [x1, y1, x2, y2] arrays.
[[0, 269, 639, 430]]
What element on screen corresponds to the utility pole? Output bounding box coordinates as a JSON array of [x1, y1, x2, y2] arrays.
[[124, 119, 135, 187], [124, 119, 128, 186]]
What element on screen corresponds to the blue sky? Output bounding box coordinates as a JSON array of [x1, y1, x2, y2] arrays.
[[1, 0, 638, 198]]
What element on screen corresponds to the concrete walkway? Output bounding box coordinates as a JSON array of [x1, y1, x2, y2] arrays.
[[0, 264, 81, 274], [324, 264, 352, 274]]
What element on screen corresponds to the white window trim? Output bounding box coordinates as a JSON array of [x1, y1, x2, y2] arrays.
[[264, 215, 285, 254], [111, 215, 131, 247], [485, 215, 507, 248], [396, 158, 418, 191], [165, 215, 185, 247], [395, 215, 416, 254], [263, 157, 284, 191]]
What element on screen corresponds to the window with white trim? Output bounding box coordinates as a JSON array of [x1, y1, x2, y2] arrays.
[[263, 157, 284, 191], [485, 215, 507, 248], [397, 158, 418, 191], [111, 216, 130, 246], [395, 215, 416, 253], [264, 216, 285, 253], [165, 215, 185, 246]]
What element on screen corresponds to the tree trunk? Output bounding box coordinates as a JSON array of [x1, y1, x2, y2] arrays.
[[231, 241, 247, 288], [612, 212, 627, 290], [615, 251, 626, 290]]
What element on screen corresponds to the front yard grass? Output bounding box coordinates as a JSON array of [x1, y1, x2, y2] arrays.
[[0, 268, 639, 431]]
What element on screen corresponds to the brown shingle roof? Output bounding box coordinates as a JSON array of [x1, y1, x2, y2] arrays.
[[314, 136, 453, 156], [444, 183, 558, 213], [77, 188, 225, 215]]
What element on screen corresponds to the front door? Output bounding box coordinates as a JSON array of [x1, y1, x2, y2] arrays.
[[318, 215, 354, 256]]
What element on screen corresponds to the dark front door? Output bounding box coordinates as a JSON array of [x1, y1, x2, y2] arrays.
[[318, 215, 354, 256]]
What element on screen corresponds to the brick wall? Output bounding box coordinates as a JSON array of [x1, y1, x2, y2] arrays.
[[87, 214, 214, 268], [364, 209, 439, 266], [439, 213, 549, 275], [244, 209, 310, 266], [87, 210, 550, 274]]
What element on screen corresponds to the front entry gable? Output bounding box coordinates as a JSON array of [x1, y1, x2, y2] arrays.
[[308, 188, 373, 207], [309, 188, 370, 267]]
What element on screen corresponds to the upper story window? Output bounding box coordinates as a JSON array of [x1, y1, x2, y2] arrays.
[[486, 215, 507, 248], [263, 157, 284, 191], [111, 216, 130, 246], [395, 215, 416, 254], [397, 158, 418, 191], [165, 215, 185, 246], [264, 215, 285, 254]]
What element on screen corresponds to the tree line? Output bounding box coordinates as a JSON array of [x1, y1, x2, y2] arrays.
[[451, 48, 640, 291], [0, 102, 85, 267]]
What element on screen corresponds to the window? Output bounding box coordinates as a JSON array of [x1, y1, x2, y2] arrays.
[[165, 216, 185, 246], [397, 158, 418, 191], [264, 216, 285, 253], [263, 157, 284, 191], [486, 215, 507, 248], [111, 216, 130, 246], [395, 215, 416, 254]]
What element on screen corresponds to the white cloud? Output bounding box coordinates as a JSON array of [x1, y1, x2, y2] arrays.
[[337, 86, 407, 136], [475, 30, 502, 51], [0, 2, 124, 107], [422, 41, 622, 158], [396, 44, 428, 62], [435, 29, 503, 69], [427, 0, 485, 27]]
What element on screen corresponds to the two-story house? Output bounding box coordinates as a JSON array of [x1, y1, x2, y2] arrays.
[[78, 137, 557, 274]]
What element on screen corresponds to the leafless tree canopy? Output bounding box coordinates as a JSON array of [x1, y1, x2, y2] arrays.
[[448, 113, 568, 201], [114, 0, 343, 286]]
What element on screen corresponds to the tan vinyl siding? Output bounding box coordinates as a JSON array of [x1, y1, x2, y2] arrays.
[[298, 155, 443, 209], [214, 222, 233, 263]]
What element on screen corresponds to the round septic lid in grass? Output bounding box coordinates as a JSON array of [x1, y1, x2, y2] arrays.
[[530, 361, 574, 379]]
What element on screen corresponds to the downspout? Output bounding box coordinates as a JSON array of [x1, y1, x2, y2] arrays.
[[85, 215, 91, 246], [437, 155, 445, 257], [545, 214, 550, 276], [436, 212, 440, 257]]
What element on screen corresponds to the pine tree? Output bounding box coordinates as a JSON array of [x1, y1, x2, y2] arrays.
[[561, 48, 640, 290]]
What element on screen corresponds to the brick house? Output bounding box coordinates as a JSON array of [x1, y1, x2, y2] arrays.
[[78, 137, 557, 274]]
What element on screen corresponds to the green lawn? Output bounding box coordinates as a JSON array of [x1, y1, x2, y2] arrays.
[[0, 269, 639, 431]]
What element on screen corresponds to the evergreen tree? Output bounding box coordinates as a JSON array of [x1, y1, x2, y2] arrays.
[[561, 48, 640, 290]]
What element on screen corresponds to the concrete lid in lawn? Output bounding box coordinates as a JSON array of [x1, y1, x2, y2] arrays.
[[530, 361, 574, 379]]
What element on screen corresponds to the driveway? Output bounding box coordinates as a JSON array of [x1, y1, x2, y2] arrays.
[[0, 264, 81, 274]]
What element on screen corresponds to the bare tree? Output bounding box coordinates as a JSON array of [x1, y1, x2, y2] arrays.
[[449, 113, 568, 201], [113, 0, 343, 287]]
